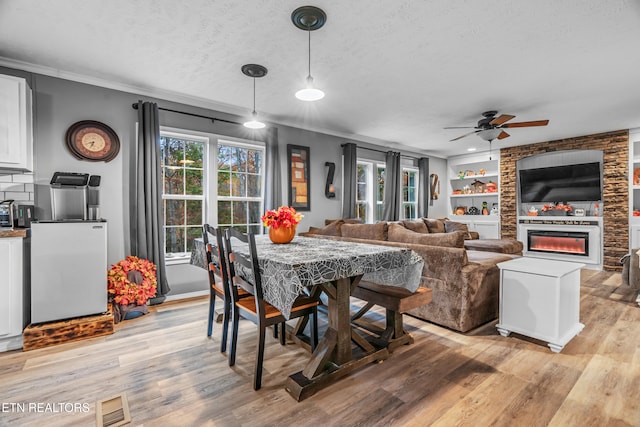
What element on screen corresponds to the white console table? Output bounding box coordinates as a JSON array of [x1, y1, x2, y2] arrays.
[[496, 257, 585, 353]]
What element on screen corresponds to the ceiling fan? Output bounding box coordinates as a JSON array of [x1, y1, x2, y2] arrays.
[[445, 110, 549, 142]]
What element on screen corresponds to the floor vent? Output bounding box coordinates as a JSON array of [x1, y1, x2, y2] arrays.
[[96, 393, 131, 427]]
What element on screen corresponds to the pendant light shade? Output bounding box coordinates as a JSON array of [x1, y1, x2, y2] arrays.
[[241, 64, 267, 129], [292, 6, 326, 102]]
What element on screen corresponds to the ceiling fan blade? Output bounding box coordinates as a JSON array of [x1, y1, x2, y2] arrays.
[[497, 130, 510, 140], [450, 130, 479, 142], [444, 126, 475, 129], [489, 114, 515, 126], [502, 120, 549, 128]]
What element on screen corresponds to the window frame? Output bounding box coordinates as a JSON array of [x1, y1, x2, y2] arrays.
[[356, 158, 386, 223], [158, 128, 266, 264], [213, 137, 266, 234], [401, 166, 419, 220], [159, 129, 208, 262]]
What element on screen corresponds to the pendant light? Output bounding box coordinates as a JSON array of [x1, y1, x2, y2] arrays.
[[292, 6, 326, 101], [242, 64, 267, 129]]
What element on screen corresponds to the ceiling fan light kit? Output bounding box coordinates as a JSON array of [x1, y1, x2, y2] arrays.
[[292, 6, 326, 101], [445, 110, 549, 143], [241, 63, 268, 129]]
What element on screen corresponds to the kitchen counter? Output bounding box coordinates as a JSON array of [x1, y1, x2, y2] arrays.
[[0, 228, 29, 238]]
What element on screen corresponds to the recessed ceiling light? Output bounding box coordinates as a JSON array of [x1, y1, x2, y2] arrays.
[[467, 147, 477, 152]]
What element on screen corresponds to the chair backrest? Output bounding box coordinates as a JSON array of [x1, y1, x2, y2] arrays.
[[202, 224, 230, 295], [224, 227, 266, 309]]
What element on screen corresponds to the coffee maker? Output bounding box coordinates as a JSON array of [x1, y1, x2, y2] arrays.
[[50, 172, 101, 220]]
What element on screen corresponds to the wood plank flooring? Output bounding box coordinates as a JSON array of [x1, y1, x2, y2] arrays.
[[1, 270, 639, 426]]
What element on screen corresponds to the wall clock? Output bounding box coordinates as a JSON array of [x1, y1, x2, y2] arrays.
[[65, 120, 120, 162]]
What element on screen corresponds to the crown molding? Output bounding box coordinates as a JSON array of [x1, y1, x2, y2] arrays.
[[0, 56, 440, 158]]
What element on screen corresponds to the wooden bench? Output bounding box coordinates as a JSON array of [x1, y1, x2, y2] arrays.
[[351, 281, 432, 352]]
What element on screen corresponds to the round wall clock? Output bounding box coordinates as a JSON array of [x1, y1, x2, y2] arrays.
[[65, 120, 120, 162]]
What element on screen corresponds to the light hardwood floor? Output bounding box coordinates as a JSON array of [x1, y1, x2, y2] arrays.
[[1, 270, 639, 426]]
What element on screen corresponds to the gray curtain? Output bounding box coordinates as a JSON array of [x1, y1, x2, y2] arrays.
[[264, 127, 281, 210], [342, 143, 357, 218], [382, 151, 401, 221], [418, 157, 430, 217], [130, 101, 170, 304]]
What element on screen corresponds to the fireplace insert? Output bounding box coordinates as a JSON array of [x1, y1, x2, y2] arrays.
[[527, 230, 589, 257]]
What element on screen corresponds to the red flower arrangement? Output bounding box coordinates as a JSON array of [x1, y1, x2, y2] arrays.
[[261, 206, 303, 229], [107, 256, 157, 306]]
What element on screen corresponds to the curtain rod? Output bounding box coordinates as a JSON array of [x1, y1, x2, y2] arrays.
[[343, 143, 422, 160], [131, 102, 243, 126]]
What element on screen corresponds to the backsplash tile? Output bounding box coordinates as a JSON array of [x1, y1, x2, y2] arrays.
[[0, 172, 34, 203]]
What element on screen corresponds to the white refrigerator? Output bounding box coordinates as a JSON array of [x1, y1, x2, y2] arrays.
[[31, 221, 108, 323]]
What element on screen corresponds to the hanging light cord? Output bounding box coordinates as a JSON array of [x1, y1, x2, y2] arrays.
[[307, 26, 312, 78], [252, 77, 257, 114]]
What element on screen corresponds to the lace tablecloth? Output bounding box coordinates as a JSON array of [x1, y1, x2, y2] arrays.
[[192, 235, 423, 319]]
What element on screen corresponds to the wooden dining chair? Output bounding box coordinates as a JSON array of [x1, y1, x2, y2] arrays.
[[224, 227, 319, 390], [202, 224, 248, 352]]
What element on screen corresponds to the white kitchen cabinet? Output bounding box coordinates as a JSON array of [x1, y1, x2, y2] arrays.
[[0, 237, 24, 351], [0, 74, 33, 172]]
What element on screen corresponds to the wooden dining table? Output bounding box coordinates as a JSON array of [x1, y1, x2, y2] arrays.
[[192, 234, 423, 400]]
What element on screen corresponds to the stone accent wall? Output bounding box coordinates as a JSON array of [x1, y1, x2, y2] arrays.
[[500, 129, 629, 271]]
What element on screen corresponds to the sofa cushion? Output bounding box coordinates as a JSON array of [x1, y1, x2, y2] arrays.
[[423, 218, 446, 233], [400, 219, 429, 234], [341, 222, 388, 241], [306, 219, 344, 236], [324, 218, 363, 226], [388, 223, 465, 248], [463, 238, 524, 255]]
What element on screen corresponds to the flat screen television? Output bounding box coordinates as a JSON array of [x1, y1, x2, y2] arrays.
[[519, 162, 602, 203]]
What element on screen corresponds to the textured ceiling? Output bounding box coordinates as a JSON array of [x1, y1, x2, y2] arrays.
[[1, 0, 640, 158]]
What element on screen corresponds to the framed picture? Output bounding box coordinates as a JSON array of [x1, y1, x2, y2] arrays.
[[287, 144, 310, 211]]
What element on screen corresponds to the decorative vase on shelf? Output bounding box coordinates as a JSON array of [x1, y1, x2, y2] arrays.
[[269, 225, 296, 244]]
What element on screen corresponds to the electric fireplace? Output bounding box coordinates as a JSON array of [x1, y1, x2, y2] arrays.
[[518, 220, 602, 268], [527, 230, 589, 257]]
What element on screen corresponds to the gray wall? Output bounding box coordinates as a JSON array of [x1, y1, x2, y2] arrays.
[[2, 65, 446, 265]]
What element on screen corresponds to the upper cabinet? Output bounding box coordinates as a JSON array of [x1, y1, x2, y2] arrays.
[[0, 74, 33, 172], [447, 152, 500, 218]]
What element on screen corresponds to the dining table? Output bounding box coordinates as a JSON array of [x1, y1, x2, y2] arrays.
[[191, 234, 424, 400]]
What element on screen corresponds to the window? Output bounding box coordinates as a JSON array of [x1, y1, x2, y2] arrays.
[[402, 168, 419, 219], [160, 131, 266, 260], [160, 132, 206, 257], [356, 162, 370, 222], [216, 140, 265, 234], [356, 160, 418, 221], [376, 165, 385, 221], [356, 160, 386, 223]]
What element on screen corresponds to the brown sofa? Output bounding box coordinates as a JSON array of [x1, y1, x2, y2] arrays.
[[303, 218, 520, 332]]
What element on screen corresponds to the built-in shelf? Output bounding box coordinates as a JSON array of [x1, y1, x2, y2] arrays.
[[448, 153, 500, 221], [451, 193, 499, 198], [452, 173, 498, 181]]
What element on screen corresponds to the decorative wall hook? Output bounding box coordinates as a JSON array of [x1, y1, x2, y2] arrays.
[[325, 162, 336, 198]]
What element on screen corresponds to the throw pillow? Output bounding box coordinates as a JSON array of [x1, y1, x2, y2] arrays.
[[444, 220, 474, 239], [341, 222, 388, 241], [388, 223, 465, 248], [423, 218, 446, 233], [400, 219, 429, 234], [307, 219, 345, 236]]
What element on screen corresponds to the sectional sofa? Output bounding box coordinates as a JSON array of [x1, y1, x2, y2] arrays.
[[302, 218, 522, 332]]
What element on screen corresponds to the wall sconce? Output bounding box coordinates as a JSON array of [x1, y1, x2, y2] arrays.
[[325, 162, 336, 198]]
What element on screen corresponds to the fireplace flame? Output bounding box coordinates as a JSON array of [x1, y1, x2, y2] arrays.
[[529, 236, 586, 255]]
